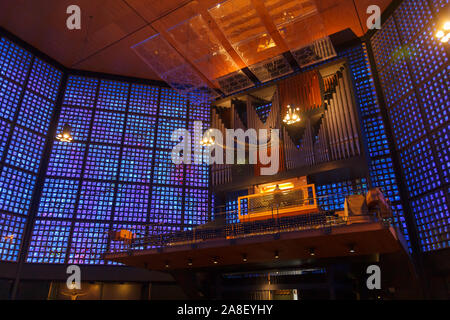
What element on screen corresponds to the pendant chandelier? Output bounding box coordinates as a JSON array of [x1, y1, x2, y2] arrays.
[[283, 105, 301, 125]]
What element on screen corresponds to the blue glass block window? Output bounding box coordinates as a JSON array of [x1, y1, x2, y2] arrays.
[[96, 80, 128, 111], [226, 199, 239, 224], [370, 157, 401, 202], [17, 91, 54, 133], [184, 188, 209, 225], [156, 118, 186, 149], [379, 57, 413, 107], [417, 65, 449, 131], [0, 77, 22, 121], [37, 179, 78, 219], [129, 84, 158, 115], [0, 37, 32, 84], [5, 127, 45, 173], [91, 110, 125, 144], [84, 144, 120, 180], [57, 107, 92, 141], [433, 124, 450, 184], [362, 115, 390, 157], [68, 222, 109, 265], [411, 189, 449, 252], [185, 164, 208, 188], [124, 114, 156, 148], [47, 142, 85, 178], [63, 76, 98, 107], [388, 93, 426, 150], [370, 16, 402, 71], [0, 119, 10, 157], [114, 184, 149, 222], [77, 181, 115, 220], [0, 212, 26, 262], [159, 88, 187, 119], [394, 0, 433, 43], [27, 219, 71, 264], [153, 149, 184, 186], [0, 166, 36, 215], [149, 186, 183, 224], [317, 179, 367, 211], [189, 103, 210, 122], [400, 138, 441, 198], [27, 58, 62, 101], [408, 25, 448, 83], [430, 0, 449, 13], [119, 148, 153, 183]]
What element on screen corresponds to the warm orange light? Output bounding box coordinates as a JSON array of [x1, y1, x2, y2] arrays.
[[261, 182, 294, 193]]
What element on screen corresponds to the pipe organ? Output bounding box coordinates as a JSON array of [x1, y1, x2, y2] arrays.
[[211, 62, 362, 185]]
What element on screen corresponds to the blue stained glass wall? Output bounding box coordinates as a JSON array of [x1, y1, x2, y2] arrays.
[[29, 76, 210, 264], [371, 0, 449, 252], [0, 36, 62, 262]]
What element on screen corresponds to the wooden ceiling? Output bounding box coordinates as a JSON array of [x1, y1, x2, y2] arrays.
[[0, 0, 392, 81]]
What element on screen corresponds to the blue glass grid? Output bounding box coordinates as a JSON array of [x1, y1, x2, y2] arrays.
[[0, 212, 26, 262], [362, 115, 391, 158], [153, 149, 184, 186], [84, 144, 120, 180], [63, 76, 98, 107], [185, 164, 209, 188], [189, 103, 211, 122], [369, 157, 401, 202], [17, 90, 54, 133], [411, 189, 449, 252], [430, 0, 449, 13], [156, 118, 187, 150], [0, 166, 36, 215], [77, 181, 115, 220], [388, 93, 426, 150], [27, 58, 62, 101], [316, 179, 367, 211], [68, 222, 109, 265], [124, 114, 156, 148], [129, 84, 159, 115], [0, 37, 32, 84], [5, 126, 45, 173], [0, 119, 10, 157], [96, 80, 129, 111], [0, 77, 22, 121], [184, 188, 209, 225], [119, 148, 153, 183], [394, 0, 433, 43], [378, 57, 413, 107], [149, 186, 183, 224], [408, 25, 448, 83], [370, 16, 402, 72], [91, 110, 125, 144], [109, 224, 147, 253], [400, 138, 441, 198], [37, 179, 79, 219], [114, 184, 149, 222], [432, 124, 450, 184], [47, 142, 85, 178], [417, 65, 449, 131], [56, 107, 93, 141], [27, 219, 71, 263], [159, 88, 187, 119]]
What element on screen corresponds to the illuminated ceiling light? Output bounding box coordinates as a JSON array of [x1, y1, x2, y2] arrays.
[[56, 124, 73, 142], [188, 258, 193, 266], [165, 261, 170, 268], [435, 20, 450, 43], [242, 254, 247, 262], [213, 257, 219, 264], [309, 247, 315, 257], [200, 129, 215, 147], [348, 244, 356, 254], [283, 105, 301, 125], [262, 182, 294, 193], [274, 251, 279, 259]]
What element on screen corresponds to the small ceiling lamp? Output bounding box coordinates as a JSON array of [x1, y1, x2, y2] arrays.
[[349, 244, 356, 254], [436, 20, 450, 43], [283, 105, 301, 125], [242, 254, 247, 262], [213, 257, 219, 264], [200, 129, 215, 147], [56, 124, 73, 142], [274, 250, 279, 259], [188, 258, 193, 266], [309, 247, 316, 257]]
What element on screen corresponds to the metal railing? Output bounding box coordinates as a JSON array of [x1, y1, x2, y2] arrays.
[[106, 191, 391, 254]]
